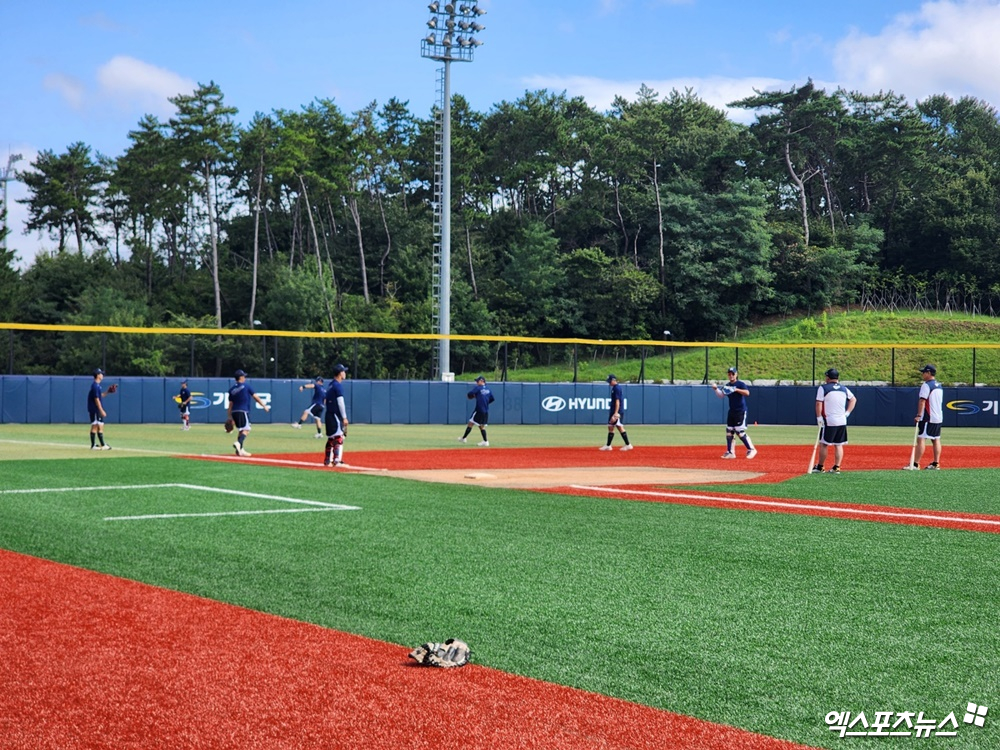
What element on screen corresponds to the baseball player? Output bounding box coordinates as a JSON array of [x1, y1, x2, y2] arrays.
[[178, 379, 192, 430], [600, 374, 632, 451], [87, 368, 113, 450], [293, 376, 327, 438], [909, 364, 943, 470], [228, 369, 270, 457], [324, 364, 350, 466], [459, 376, 495, 446], [712, 366, 757, 459], [812, 368, 856, 474]]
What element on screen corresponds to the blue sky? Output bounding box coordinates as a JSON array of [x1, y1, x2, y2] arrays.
[[5, 0, 1000, 267]]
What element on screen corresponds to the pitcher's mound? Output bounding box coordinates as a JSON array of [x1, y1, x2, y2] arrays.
[[386, 466, 756, 489]]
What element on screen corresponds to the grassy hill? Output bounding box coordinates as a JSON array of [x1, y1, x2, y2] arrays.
[[483, 310, 1000, 386]]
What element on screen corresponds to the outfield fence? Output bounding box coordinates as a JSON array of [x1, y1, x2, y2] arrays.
[[3, 322, 1000, 387]]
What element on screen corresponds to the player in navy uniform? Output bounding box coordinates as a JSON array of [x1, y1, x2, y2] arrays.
[[293, 376, 327, 438], [324, 364, 350, 466], [909, 364, 944, 470], [227, 369, 270, 457], [812, 368, 856, 474], [459, 376, 495, 446], [178, 379, 192, 430], [600, 374, 632, 451], [712, 366, 757, 459], [87, 368, 112, 450]]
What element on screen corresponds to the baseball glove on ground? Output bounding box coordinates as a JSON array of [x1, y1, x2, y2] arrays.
[[106, 383, 118, 394], [408, 638, 471, 668], [224, 418, 235, 433]]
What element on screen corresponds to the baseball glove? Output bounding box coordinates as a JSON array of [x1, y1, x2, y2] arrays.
[[106, 383, 119, 394], [224, 418, 235, 433], [408, 638, 471, 668]]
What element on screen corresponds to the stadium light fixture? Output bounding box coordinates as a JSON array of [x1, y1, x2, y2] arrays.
[[420, 0, 486, 379]]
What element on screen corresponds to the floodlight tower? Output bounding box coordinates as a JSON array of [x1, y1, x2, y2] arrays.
[[0, 153, 22, 253], [421, 1, 485, 380]]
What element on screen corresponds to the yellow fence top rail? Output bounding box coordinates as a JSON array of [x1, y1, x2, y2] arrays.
[[2, 321, 1000, 349]]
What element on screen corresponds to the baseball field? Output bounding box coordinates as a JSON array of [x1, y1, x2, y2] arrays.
[[1, 422, 998, 749]]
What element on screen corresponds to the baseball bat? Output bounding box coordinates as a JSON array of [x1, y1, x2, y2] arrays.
[[808, 424, 822, 474], [906, 421, 920, 469]]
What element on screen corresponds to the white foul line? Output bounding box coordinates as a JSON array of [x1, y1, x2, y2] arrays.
[[0, 483, 359, 520], [569, 485, 1000, 528], [208, 454, 387, 472], [104, 508, 346, 521]]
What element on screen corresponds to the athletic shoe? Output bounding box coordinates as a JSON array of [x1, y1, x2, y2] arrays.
[[810, 466, 824, 474], [599, 445, 613, 451], [103, 445, 112, 450], [721, 452, 736, 459], [827, 466, 841, 474], [746, 449, 757, 459], [90, 445, 100, 450], [901, 464, 918, 471], [233, 441, 242, 456], [457, 437, 467, 443], [291, 422, 302, 429], [323, 460, 332, 467], [478, 441, 490, 447], [314, 432, 323, 439], [241, 449, 252, 457], [924, 463, 940, 470], [334, 459, 344, 466], [620, 444, 633, 451]]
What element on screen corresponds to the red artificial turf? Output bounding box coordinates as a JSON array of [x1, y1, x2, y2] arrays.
[[0, 549, 817, 749]]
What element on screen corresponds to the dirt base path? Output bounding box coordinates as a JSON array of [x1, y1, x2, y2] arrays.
[[1, 549, 816, 750]]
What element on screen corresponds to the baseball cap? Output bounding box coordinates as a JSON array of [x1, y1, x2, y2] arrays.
[[332, 364, 348, 375], [919, 364, 937, 374], [315, 376, 324, 382], [234, 369, 247, 378], [93, 368, 104, 376], [606, 374, 618, 383], [475, 375, 486, 383], [727, 367, 738, 374], [825, 368, 839, 379]]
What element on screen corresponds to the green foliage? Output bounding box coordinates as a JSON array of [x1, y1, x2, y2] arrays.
[[12, 80, 1000, 380]]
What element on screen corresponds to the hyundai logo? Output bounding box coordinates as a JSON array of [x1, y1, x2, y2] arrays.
[[541, 396, 567, 412]]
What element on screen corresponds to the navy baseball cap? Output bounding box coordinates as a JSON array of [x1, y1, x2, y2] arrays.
[[606, 374, 618, 383], [825, 368, 839, 379], [315, 376, 324, 382], [234, 369, 247, 378], [920, 364, 936, 374], [475, 375, 486, 383], [93, 368, 104, 376], [727, 367, 738, 374], [332, 364, 348, 374]]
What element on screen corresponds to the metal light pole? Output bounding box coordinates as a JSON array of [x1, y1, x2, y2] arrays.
[[421, 2, 485, 379], [1, 153, 23, 253]]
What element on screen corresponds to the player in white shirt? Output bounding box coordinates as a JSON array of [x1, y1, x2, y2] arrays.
[[812, 368, 857, 474], [910, 364, 943, 470]]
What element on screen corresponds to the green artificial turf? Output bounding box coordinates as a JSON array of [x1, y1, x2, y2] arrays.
[[1, 454, 998, 749]]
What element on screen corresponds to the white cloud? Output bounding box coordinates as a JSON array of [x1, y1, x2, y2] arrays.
[[43, 73, 87, 111], [521, 73, 794, 122], [833, 0, 1000, 103], [96, 55, 196, 117]]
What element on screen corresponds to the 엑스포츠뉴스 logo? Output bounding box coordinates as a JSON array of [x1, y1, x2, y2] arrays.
[[541, 396, 567, 412]]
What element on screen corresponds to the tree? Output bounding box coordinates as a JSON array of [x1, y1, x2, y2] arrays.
[[731, 81, 844, 247], [19, 142, 105, 254], [169, 82, 238, 331]]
